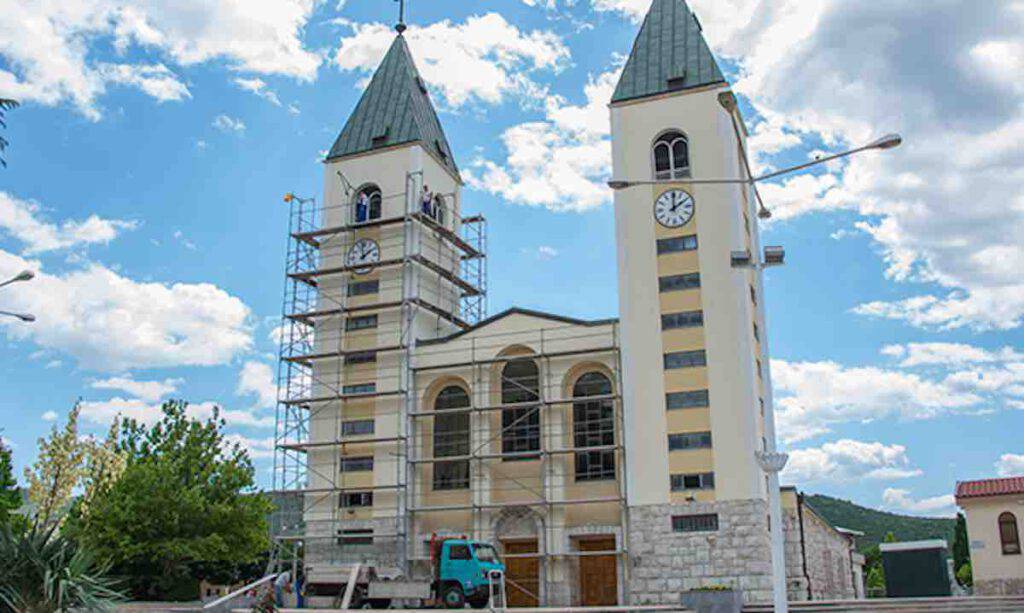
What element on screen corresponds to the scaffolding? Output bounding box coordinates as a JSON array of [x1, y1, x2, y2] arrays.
[[271, 172, 629, 606]]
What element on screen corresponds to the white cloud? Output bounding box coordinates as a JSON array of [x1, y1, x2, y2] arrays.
[[466, 67, 619, 211], [224, 434, 275, 460], [334, 13, 569, 109], [0, 249, 253, 371], [996, 453, 1024, 477], [783, 439, 922, 484], [0, 192, 137, 254], [882, 488, 957, 517], [90, 375, 181, 403], [41, 410, 57, 422], [237, 361, 278, 410], [0, 0, 320, 118], [78, 398, 274, 429], [172, 230, 197, 251], [881, 342, 1024, 368], [212, 114, 246, 133], [680, 0, 1024, 331], [772, 358, 983, 443], [95, 63, 190, 102], [233, 77, 281, 106]]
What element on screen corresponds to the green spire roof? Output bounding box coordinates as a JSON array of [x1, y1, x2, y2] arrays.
[[327, 35, 458, 176], [611, 0, 726, 104]]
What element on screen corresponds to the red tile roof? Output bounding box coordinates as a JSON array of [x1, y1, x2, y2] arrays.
[[956, 477, 1024, 500]]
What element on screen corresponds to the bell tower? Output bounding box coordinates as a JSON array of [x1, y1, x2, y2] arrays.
[[610, 0, 775, 603]]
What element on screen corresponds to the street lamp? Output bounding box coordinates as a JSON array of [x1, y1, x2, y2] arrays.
[[0, 269, 35, 323]]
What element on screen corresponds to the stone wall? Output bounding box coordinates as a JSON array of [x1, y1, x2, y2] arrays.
[[975, 577, 1024, 596], [627, 499, 774, 605], [782, 501, 859, 601]]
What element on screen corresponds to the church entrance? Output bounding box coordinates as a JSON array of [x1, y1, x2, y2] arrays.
[[577, 536, 618, 606], [502, 539, 539, 607]]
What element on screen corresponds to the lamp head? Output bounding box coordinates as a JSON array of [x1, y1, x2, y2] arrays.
[[869, 133, 902, 150], [607, 180, 632, 190], [18, 313, 35, 323], [14, 270, 34, 282], [717, 91, 738, 112], [757, 206, 773, 220]]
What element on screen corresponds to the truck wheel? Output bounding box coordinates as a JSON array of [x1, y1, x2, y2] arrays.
[[468, 595, 490, 609], [368, 598, 392, 609], [442, 584, 466, 609]]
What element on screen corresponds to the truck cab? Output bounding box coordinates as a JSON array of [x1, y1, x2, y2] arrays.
[[434, 539, 504, 609]]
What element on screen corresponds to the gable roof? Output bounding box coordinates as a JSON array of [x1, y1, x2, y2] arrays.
[[956, 476, 1024, 500], [419, 307, 618, 346], [611, 0, 726, 104], [327, 34, 459, 176]]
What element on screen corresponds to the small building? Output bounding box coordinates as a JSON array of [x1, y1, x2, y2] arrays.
[[781, 488, 864, 601], [956, 476, 1024, 595], [879, 540, 953, 598]]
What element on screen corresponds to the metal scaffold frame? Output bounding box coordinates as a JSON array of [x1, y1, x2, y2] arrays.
[[271, 172, 630, 606]]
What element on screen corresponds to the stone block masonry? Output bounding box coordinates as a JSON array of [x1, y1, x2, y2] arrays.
[[627, 499, 774, 605]]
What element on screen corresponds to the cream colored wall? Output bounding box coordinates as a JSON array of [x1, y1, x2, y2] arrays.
[[612, 85, 765, 505], [962, 495, 1024, 581]]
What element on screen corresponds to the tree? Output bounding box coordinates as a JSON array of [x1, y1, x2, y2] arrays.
[[952, 512, 970, 583], [0, 99, 17, 168], [24, 404, 87, 526], [69, 401, 272, 600], [0, 437, 20, 526], [956, 560, 972, 588]]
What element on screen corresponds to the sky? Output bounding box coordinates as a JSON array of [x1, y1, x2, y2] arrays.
[[1, 0, 1023, 518]]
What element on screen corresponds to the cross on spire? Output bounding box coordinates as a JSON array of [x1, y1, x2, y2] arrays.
[[395, 0, 407, 33]]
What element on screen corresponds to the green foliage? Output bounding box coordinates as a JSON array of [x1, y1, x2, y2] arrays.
[[0, 438, 20, 526], [0, 519, 125, 612], [956, 561, 973, 588], [952, 512, 970, 571], [866, 563, 886, 592], [67, 401, 272, 601], [805, 494, 955, 552], [0, 98, 17, 168]]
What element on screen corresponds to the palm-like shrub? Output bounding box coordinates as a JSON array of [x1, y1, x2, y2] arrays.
[[0, 521, 125, 612]]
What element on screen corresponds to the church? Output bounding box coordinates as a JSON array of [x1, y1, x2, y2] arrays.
[[273, 0, 863, 606]]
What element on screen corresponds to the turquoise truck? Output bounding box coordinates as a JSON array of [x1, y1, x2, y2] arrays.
[[304, 537, 505, 609]]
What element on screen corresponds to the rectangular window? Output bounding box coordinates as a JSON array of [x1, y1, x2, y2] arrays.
[[672, 513, 719, 533], [345, 314, 378, 331], [345, 350, 377, 365], [449, 544, 472, 560], [753, 323, 760, 342], [668, 431, 712, 451], [670, 472, 715, 491], [342, 382, 377, 395], [659, 273, 701, 292], [657, 234, 698, 255], [341, 419, 375, 437], [340, 456, 374, 473], [664, 350, 707, 370], [337, 529, 373, 546], [348, 280, 379, 297], [666, 390, 710, 410], [756, 359, 763, 379], [339, 491, 373, 508], [750, 286, 758, 306], [662, 310, 704, 330], [433, 461, 470, 491]]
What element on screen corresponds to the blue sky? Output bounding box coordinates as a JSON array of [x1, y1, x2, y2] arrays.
[[1, 0, 1022, 517]]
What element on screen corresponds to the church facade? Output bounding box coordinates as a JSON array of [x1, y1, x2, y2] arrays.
[[273, 0, 862, 606]]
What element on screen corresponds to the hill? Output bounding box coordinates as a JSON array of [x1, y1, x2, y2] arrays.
[[805, 493, 956, 552]]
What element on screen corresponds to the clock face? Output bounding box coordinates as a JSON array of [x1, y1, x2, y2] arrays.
[[346, 238, 380, 274], [654, 190, 695, 228]]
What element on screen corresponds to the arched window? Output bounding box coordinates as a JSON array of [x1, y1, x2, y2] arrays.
[[1000, 512, 1021, 555], [572, 372, 615, 481], [653, 131, 690, 180], [501, 358, 540, 460], [433, 385, 470, 490], [353, 184, 382, 223]]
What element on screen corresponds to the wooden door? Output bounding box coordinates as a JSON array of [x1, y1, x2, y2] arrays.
[[578, 537, 617, 606], [503, 539, 539, 607]]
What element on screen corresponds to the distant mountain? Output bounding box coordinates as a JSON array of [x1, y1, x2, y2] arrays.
[[805, 493, 956, 552]]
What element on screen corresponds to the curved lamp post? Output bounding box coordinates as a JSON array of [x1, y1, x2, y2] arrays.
[[0, 269, 35, 322]]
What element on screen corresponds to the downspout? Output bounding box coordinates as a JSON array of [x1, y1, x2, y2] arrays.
[[796, 492, 812, 600]]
